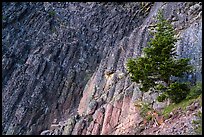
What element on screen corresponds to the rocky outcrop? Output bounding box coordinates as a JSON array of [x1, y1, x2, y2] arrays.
[[140, 99, 202, 135], [2, 2, 202, 135]]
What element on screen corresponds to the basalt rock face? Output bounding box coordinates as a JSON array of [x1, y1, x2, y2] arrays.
[[2, 2, 202, 135]]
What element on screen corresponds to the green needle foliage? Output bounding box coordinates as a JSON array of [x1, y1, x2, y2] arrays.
[[126, 10, 193, 103]]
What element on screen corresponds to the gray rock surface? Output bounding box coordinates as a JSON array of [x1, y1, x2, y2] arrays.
[[2, 2, 202, 135]]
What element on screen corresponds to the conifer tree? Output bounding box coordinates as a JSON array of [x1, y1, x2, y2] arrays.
[[126, 10, 193, 103]]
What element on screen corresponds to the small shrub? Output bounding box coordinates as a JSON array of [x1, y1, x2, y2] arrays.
[[136, 101, 164, 125], [166, 82, 190, 104], [157, 93, 168, 102], [140, 102, 152, 118], [145, 114, 153, 122], [186, 82, 202, 100]]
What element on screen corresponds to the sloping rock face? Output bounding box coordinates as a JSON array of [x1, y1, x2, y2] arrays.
[[2, 2, 202, 135], [140, 100, 202, 135]]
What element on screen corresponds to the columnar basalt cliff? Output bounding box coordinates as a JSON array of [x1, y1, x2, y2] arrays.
[[2, 2, 202, 135]]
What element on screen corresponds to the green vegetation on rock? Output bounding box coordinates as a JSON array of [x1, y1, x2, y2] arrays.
[[135, 101, 154, 122], [139, 102, 152, 118], [193, 110, 202, 135], [162, 93, 202, 119], [186, 82, 202, 100]]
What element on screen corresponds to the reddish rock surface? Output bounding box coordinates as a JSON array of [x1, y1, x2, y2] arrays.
[[101, 104, 114, 135]]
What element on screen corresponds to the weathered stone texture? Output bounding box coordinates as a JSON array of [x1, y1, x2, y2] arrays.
[[2, 2, 202, 135]]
